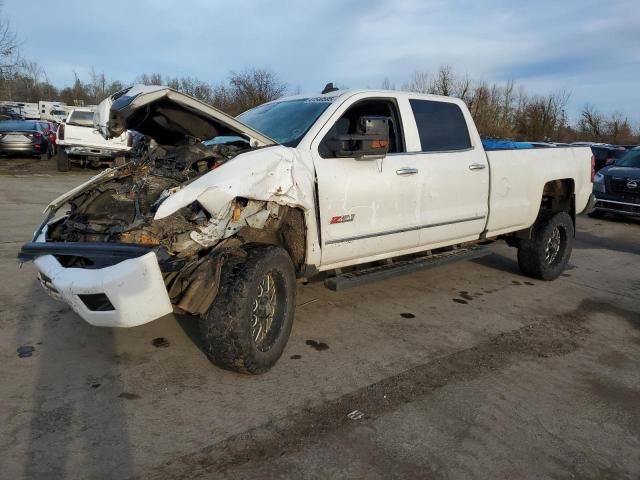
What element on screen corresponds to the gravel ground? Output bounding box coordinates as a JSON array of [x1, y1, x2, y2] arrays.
[[1, 157, 638, 479]]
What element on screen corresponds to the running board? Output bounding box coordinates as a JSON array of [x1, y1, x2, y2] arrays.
[[324, 247, 491, 291]]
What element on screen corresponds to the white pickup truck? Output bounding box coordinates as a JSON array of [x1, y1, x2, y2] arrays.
[[20, 85, 595, 374], [56, 108, 132, 171]]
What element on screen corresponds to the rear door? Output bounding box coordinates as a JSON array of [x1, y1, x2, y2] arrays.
[[405, 98, 489, 247]]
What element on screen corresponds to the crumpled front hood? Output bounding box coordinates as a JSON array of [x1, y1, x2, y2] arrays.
[[94, 84, 276, 147], [154, 145, 315, 220]]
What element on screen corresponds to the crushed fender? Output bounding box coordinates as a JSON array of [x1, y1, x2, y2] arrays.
[[43, 136, 309, 316]]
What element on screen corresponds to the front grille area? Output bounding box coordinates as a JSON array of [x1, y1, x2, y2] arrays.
[[609, 178, 640, 194]]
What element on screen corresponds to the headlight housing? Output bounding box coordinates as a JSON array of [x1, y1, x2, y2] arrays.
[[592, 172, 606, 192]]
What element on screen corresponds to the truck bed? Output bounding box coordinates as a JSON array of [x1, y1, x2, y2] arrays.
[[484, 146, 593, 237]]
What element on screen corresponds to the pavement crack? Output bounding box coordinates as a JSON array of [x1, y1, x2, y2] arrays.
[[136, 299, 630, 480]]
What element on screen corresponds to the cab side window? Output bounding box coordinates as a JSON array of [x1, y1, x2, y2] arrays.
[[410, 99, 471, 152], [319, 99, 404, 158]]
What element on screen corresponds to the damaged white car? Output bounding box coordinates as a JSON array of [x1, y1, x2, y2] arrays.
[[19, 84, 594, 373]]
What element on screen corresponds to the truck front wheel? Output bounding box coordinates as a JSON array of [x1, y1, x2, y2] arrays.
[[517, 211, 574, 281], [199, 246, 296, 374]]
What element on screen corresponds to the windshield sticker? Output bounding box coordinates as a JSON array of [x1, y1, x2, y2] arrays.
[[303, 97, 335, 103]]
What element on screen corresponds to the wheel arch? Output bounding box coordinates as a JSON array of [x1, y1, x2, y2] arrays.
[[235, 204, 308, 277], [508, 178, 576, 245], [541, 178, 576, 231]]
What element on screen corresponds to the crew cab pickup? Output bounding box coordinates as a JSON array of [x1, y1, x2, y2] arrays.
[[19, 85, 595, 374], [56, 108, 132, 171]]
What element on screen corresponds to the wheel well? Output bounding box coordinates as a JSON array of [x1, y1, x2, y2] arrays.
[[507, 179, 576, 246], [541, 179, 575, 218], [167, 206, 307, 316], [235, 206, 307, 277], [276, 207, 306, 275]]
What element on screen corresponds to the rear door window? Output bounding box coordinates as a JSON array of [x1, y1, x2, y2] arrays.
[[409, 99, 471, 152], [68, 111, 95, 127]]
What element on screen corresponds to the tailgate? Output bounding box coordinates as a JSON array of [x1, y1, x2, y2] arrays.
[[65, 125, 129, 150]]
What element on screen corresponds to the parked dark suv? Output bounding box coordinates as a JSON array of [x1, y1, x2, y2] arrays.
[[591, 147, 640, 218]]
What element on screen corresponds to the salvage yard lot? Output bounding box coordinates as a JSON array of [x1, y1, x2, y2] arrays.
[[1, 157, 639, 479]]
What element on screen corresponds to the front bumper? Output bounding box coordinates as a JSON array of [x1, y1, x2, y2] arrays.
[[593, 192, 640, 217], [24, 242, 173, 328]]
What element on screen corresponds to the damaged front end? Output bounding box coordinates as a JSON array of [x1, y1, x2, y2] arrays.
[[20, 85, 310, 323]]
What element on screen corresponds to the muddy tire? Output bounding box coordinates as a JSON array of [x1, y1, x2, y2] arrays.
[[199, 246, 296, 374], [517, 211, 574, 281], [56, 150, 71, 172]]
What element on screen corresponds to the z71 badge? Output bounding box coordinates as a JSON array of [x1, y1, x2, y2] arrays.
[[329, 214, 355, 224]]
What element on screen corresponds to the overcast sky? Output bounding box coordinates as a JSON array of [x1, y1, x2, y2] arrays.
[[6, 0, 640, 122]]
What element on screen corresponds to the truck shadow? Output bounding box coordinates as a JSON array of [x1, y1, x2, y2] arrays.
[[17, 281, 133, 479], [574, 231, 640, 256], [174, 312, 207, 355], [470, 252, 521, 275]]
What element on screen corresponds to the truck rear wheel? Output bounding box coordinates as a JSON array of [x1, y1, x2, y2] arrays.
[[199, 246, 296, 374], [56, 150, 71, 172], [517, 211, 574, 281]]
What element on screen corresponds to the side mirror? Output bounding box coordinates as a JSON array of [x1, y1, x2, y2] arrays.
[[327, 115, 389, 159]]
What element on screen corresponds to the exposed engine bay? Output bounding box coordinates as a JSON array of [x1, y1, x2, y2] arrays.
[[47, 138, 247, 253]]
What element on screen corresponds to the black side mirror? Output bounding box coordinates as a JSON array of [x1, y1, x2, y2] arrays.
[[327, 115, 389, 159]]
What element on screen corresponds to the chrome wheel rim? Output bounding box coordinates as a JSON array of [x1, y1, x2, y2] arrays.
[[545, 227, 561, 264], [251, 272, 277, 351]]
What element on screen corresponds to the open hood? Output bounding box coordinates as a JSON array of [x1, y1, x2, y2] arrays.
[[94, 84, 276, 147]]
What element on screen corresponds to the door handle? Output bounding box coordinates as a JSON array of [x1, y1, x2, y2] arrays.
[[468, 163, 486, 171], [396, 167, 418, 175]]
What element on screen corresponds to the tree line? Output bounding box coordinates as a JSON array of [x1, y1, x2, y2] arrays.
[[395, 67, 638, 144], [0, 7, 636, 144]]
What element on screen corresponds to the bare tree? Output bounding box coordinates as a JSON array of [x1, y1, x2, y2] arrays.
[[602, 112, 631, 144], [579, 104, 604, 141], [0, 2, 19, 99], [380, 77, 395, 90], [137, 72, 163, 86], [431, 65, 454, 96], [0, 1, 18, 75], [402, 71, 430, 94], [227, 68, 287, 114], [454, 74, 472, 102]]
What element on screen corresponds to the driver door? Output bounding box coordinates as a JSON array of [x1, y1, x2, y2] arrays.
[[311, 97, 421, 267]]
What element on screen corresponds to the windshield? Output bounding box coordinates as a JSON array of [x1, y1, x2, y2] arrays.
[[237, 98, 334, 147], [68, 110, 94, 127], [615, 149, 640, 168]]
